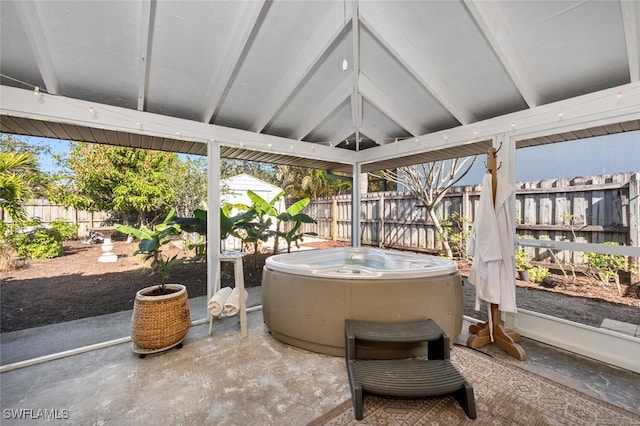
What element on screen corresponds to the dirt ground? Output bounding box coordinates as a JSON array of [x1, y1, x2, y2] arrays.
[[1, 240, 638, 333]]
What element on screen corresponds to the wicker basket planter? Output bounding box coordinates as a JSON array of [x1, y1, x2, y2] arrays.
[[131, 284, 191, 355]]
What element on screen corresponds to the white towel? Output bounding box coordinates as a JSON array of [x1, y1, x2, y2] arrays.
[[223, 287, 248, 316], [208, 287, 232, 317]]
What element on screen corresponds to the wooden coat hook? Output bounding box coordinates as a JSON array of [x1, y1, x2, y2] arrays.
[[467, 146, 526, 361]]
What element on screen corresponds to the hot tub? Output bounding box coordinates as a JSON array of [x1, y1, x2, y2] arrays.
[[262, 247, 463, 357]]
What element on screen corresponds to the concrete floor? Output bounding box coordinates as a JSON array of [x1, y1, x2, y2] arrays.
[[1, 292, 639, 425]]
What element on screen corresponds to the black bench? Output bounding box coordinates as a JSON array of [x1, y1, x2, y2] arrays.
[[345, 319, 476, 420]]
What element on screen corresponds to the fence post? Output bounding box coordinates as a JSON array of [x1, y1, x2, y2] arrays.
[[331, 199, 338, 241], [630, 173, 640, 282], [379, 192, 385, 248]]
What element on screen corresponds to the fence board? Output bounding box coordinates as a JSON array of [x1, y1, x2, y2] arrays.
[[305, 172, 639, 260]]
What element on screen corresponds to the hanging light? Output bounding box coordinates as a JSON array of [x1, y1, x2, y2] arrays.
[[342, 0, 348, 71]]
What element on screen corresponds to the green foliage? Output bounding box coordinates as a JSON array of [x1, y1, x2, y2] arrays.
[[515, 248, 532, 271], [171, 207, 208, 262], [51, 219, 79, 241], [115, 209, 182, 288], [275, 166, 351, 199], [50, 143, 180, 224], [275, 197, 317, 253], [221, 159, 279, 186], [528, 266, 549, 284], [585, 242, 627, 295], [0, 140, 49, 224], [13, 228, 62, 260], [239, 190, 280, 262], [169, 157, 208, 217]]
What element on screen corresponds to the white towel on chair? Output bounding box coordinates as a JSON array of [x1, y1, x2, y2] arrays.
[[223, 287, 248, 316], [208, 287, 232, 317]]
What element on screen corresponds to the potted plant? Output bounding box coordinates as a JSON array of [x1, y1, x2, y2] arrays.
[[515, 247, 532, 281], [115, 209, 191, 357]]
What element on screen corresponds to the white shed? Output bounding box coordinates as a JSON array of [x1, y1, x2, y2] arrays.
[[221, 173, 285, 214]]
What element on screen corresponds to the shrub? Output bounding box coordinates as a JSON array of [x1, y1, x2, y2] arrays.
[[12, 228, 62, 259], [0, 241, 19, 272], [528, 266, 549, 284], [585, 242, 626, 295], [515, 247, 532, 271], [440, 212, 472, 260], [51, 219, 79, 241]]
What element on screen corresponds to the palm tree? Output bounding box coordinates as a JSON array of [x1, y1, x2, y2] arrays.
[[276, 166, 352, 199], [0, 151, 42, 224]]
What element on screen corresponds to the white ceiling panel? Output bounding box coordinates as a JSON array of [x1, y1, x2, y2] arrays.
[[1, 0, 638, 164]]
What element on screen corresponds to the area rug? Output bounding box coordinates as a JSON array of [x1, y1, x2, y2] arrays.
[[308, 346, 640, 425]]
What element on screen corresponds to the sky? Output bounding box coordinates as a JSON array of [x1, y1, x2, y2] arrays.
[[8, 131, 640, 184], [456, 130, 640, 185]]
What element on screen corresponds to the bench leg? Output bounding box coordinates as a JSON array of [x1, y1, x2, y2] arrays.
[[352, 384, 363, 420], [453, 381, 477, 419]]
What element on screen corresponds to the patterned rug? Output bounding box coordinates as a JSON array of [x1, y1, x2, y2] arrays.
[[308, 346, 640, 425]]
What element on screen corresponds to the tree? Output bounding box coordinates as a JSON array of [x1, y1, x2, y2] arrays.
[[170, 157, 207, 217], [0, 135, 50, 225], [275, 166, 351, 199], [221, 159, 278, 186], [50, 143, 180, 225], [373, 156, 477, 258]]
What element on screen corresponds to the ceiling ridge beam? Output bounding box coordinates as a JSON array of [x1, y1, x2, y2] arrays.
[[330, 121, 356, 148], [359, 72, 421, 136], [359, 4, 476, 125], [621, 0, 640, 82], [250, 8, 351, 133], [464, 0, 542, 107], [12, 0, 59, 95], [350, 0, 362, 151], [359, 120, 391, 146], [137, 0, 155, 111], [200, 0, 268, 124], [291, 78, 352, 140]]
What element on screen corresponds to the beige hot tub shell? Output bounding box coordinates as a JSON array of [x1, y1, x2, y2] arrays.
[[262, 264, 463, 357]]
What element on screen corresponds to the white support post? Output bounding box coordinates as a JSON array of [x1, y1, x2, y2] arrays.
[[351, 162, 362, 247], [207, 141, 221, 305]]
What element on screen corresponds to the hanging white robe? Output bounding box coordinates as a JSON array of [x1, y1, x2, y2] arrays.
[[467, 173, 518, 314]]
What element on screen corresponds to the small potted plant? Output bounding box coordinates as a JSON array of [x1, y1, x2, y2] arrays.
[[115, 209, 191, 357], [515, 247, 532, 281]]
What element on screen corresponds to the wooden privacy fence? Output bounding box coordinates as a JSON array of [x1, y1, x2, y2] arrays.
[[301, 172, 640, 264], [2, 198, 113, 238]]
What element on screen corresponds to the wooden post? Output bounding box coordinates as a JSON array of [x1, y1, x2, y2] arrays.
[[379, 192, 385, 248], [331, 199, 338, 241], [629, 173, 640, 282]]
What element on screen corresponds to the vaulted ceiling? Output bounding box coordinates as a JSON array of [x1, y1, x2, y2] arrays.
[[1, 0, 639, 171]]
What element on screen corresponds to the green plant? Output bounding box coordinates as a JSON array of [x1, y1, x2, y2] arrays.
[[528, 266, 549, 284], [115, 209, 182, 293], [585, 242, 627, 295], [515, 247, 532, 272], [12, 228, 62, 259], [51, 219, 79, 241], [274, 197, 317, 253], [171, 207, 208, 261]]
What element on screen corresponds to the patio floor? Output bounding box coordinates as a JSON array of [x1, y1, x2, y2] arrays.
[[1, 294, 639, 424]]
